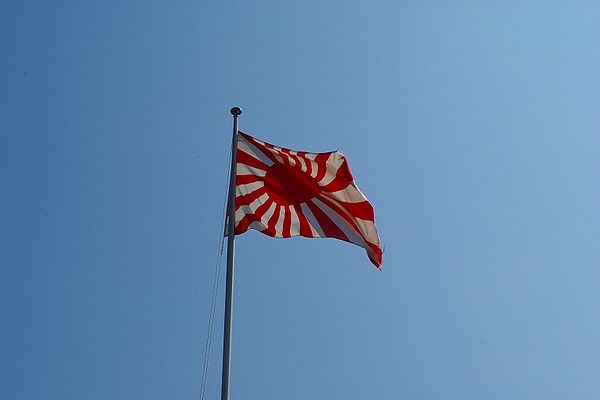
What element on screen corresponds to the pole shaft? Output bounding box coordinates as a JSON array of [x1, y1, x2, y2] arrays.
[[221, 107, 241, 400]]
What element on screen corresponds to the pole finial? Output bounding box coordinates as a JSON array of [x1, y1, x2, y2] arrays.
[[230, 107, 243, 116]]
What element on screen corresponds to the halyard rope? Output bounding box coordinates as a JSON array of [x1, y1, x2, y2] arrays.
[[199, 143, 231, 400]]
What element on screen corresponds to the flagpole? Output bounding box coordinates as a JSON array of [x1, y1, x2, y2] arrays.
[[221, 106, 241, 400]]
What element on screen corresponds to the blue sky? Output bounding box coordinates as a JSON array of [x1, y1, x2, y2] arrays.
[[2, 1, 600, 399]]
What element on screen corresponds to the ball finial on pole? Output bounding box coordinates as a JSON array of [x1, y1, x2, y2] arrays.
[[230, 107, 242, 116]]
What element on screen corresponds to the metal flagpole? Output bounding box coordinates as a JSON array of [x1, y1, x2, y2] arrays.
[[221, 106, 242, 400]]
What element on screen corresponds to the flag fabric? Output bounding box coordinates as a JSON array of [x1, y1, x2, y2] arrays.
[[232, 131, 383, 268]]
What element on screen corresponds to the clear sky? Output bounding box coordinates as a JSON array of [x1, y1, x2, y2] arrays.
[[2, 1, 600, 399]]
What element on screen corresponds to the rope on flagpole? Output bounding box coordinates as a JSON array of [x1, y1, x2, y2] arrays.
[[199, 138, 233, 400]]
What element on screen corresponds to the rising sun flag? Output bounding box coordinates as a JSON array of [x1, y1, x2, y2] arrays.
[[232, 131, 383, 268]]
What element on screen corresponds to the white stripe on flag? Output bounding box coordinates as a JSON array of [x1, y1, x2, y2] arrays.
[[237, 164, 267, 177], [297, 157, 307, 172], [238, 137, 274, 167], [235, 192, 269, 224], [236, 181, 264, 196], [260, 202, 277, 226], [304, 154, 319, 179], [318, 152, 342, 187], [312, 197, 366, 248], [275, 205, 286, 236], [300, 202, 324, 237], [288, 205, 300, 236], [247, 220, 266, 232]]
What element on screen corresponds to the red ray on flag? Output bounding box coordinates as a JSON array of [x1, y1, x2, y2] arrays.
[[232, 131, 383, 268]]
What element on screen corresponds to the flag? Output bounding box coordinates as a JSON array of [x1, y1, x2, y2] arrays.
[[232, 131, 383, 268]]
